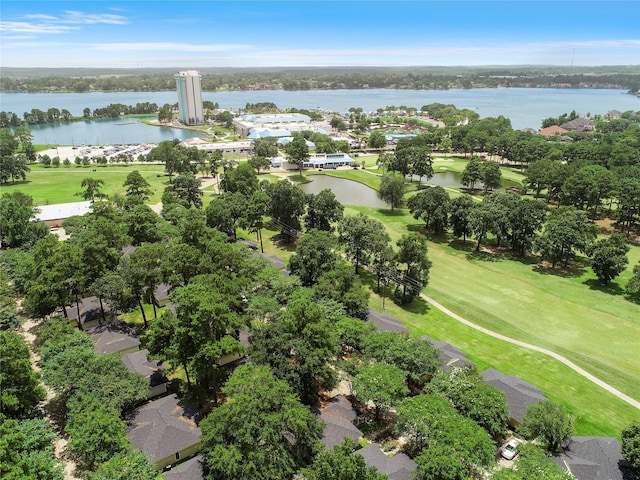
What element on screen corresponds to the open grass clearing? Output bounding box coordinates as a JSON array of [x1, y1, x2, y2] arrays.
[[2, 163, 169, 205], [350, 205, 640, 405]]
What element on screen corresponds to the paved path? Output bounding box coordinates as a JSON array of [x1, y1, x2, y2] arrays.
[[420, 293, 640, 410]]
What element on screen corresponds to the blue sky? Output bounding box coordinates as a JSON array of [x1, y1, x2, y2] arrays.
[[1, 1, 638, 68]]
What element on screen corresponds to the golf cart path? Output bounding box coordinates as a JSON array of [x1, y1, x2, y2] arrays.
[[420, 293, 640, 410]]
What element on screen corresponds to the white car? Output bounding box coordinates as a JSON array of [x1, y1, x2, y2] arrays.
[[501, 438, 522, 460]]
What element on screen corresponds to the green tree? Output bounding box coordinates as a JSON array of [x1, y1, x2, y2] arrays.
[[519, 401, 574, 453], [492, 443, 575, 480], [425, 367, 509, 438], [288, 230, 339, 286], [305, 189, 344, 232], [621, 420, 640, 470], [378, 173, 405, 212], [337, 213, 388, 274], [220, 162, 259, 195], [363, 332, 441, 389], [314, 263, 370, 319], [407, 186, 450, 235], [200, 364, 323, 480], [0, 191, 48, 249], [166, 173, 202, 209], [301, 439, 387, 480], [250, 295, 339, 405], [205, 191, 248, 239], [460, 156, 483, 190], [396, 233, 431, 302], [368, 130, 387, 150], [509, 198, 547, 256], [250, 137, 278, 173], [588, 233, 629, 285], [207, 149, 224, 193], [122, 170, 152, 201], [285, 135, 310, 177], [626, 263, 640, 303], [481, 160, 502, 192], [449, 195, 476, 243], [76, 177, 106, 203], [0, 331, 46, 418], [65, 396, 129, 470], [88, 450, 158, 480], [534, 206, 598, 268], [352, 362, 409, 420], [267, 179, 307, 242], [124, 203, 161, 246], [0, 416, 64, 480], [524, 158, 553, 198], [241, 189, 270, 253]]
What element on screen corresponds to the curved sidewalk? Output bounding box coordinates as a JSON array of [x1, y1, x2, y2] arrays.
[[421, 293, 640, 410]]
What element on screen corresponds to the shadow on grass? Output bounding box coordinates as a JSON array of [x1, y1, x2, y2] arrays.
[[358, 268, 430, 316], [375, 208, 407, 217], [583, 278, 625, 296], [533, 260, 588, 278], [267, 232, 298, 253]]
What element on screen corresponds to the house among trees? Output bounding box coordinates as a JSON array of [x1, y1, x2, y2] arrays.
[[421, 335, 476, 371], [87, 322, 141, 356], [355, 444, 417, 480], [153, 283, 172, 308], [64, 295, 112, 330], [481, 368, 546, 427], [560, 117, 596, 132], [367, 308, 410, 333], [318, 395, 364, 449], [121, 348, 169, 398], [127, 394, 201, 471], [538, 125, 570, 136], [553, 437, 632, 480], [163, 455, 205, 480]]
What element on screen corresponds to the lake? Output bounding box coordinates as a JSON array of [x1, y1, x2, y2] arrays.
[[3, 88, 638, 144], [298, 175, 388, 208]]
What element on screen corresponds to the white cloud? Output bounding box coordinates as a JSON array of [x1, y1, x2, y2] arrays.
[[0, 21, 77, 35], [62, 11, 127, 25]]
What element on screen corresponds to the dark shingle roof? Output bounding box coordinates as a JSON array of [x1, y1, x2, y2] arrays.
[[127, 394, 201, 462], [554, 437, 632, 480], [367, 308, 409, 333], [257, 253, 287, 270], [154, 283, 171, 304], [319, 395, 363, 449], [480, 368, 545, 423], [121, 349, 168, 387], [65, 295, 112, 326], [356, 444, 417, 480], [163, 455, 205, 480], [421, 335, 476, 371], [87, 322, 141, 355]]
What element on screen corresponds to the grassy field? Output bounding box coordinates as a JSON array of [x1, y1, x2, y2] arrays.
[[342, 204, 639, 434], [2, 163, 169, 205]]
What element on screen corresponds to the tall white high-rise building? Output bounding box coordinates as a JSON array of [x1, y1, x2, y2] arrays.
[[175, 70, 204, 125]]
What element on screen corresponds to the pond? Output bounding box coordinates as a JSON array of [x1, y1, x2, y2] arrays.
[[298, 175, 388, 208], [424, 171, 521, 189]]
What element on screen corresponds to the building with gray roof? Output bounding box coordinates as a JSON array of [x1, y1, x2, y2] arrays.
[[480, 368, 545, 427], [421, 335, 476, 372], [318, 395, 363, 449], [367, 308, 409, 333], [88, 322, 141, 355], [121, 348, 168, 398], [554, 437, 633, 480], [127, 394, 201, 470], [163, 455, 205, 480], [355, 444, 417, 480]]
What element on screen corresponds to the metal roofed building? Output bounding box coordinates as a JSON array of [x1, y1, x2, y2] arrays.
[[175, 70, 204, 126], [234, 113, 313, 137], [34, 201, 92, 227]]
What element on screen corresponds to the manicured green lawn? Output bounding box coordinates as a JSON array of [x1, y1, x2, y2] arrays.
[[350, 205, 640, 408], [2, 164, 169, 205]]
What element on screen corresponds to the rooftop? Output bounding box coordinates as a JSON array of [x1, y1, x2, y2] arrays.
[[127, 394, 200, 462], [355, 444, 417, 480], [480, 368, 545, 423], [554, 437, 632, 480], [367, 308, 409, 333], [87, 322, 141, 355], [34, 201, 92, 222], [121, 348, 168, 387]]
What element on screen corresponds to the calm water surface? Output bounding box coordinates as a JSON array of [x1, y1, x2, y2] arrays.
[[298, 175, 388, 208], [3, 88, 637, 144]]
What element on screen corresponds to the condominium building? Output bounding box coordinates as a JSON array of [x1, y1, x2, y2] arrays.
[[175, 70, 204, 125]]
